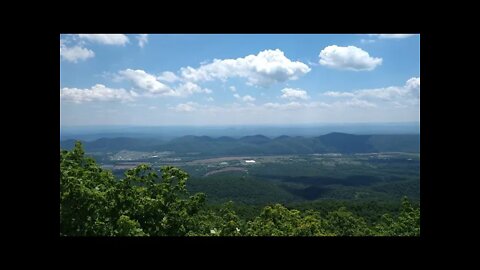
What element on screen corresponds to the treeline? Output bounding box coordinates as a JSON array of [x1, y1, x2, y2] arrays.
[[60, 142, 420, 236]]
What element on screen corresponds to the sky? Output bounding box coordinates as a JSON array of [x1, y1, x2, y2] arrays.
[[60, 34, 420, 126]]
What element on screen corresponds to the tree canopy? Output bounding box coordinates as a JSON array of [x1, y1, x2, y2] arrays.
[[60, 142, 420, 236]]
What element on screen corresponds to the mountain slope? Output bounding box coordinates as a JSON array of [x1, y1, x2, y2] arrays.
[[60, 133, 420, 154]]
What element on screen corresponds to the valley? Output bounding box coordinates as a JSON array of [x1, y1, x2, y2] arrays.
[[60, 132, 420, 222], [73, 140, 419, 205]]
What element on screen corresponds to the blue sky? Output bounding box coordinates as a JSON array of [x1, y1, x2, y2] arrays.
[[60, 34, 420, 126]]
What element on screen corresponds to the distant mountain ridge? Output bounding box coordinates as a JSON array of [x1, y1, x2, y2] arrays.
[[60, 123, 420, 141], [60, 132, 420, 155]]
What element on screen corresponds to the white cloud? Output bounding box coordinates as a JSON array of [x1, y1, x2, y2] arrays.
[[60, 84, 135, 103], [263, 101, 327, 110], [356, 78, 419, 101], [119, 69, 211, 97], [358, 87, 407, 101], [60, 43, 94, 63], [263, 98, 375, 110], [323, 77, 420, 106], [242, 95, 255, 102], [78, 34, 129, 45], [229, 86, 237, 92], [157, 71, 180, 83], [324, 91, 356, 98], [234, 94, 256, 102], [264, 102, 301, 110], [148, 106, 157, 110], [206, 97, 214, 102], [280, 88, 309, 100], [405, 77, 420, 90], [307, 102, 331, 108], [172, 102, 198, 112], [261, 102, 277, 109], [118, 69, 175, 96], [319, 45, 382, 71], [369, 34, 416, 39], [180, 49, 311, 87], [176, 81, 212, 95], [137, 34, 148, 48], [391, 101, 408, 109], [343, 98, 377, 108]]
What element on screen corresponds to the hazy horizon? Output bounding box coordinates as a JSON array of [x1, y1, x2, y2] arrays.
[[61, 121, 419, 127], [60, 122, 420, 141]]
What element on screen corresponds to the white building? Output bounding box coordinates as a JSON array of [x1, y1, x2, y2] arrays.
[[245, 160, 256, 163]]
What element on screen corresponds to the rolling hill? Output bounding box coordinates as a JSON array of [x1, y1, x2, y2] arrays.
[[60, 132, 420, 155]]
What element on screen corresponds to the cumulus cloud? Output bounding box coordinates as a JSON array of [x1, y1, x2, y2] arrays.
[[119, 69, 211, 97], [405, 77, 420, 90], [137, 34, 148, 48], [60, 84, 136, 103], [176, 81, 212, 95], [180, 49, 311, 87], [263, 101, 328, 110], [323, 91, 356, 98], [319, 45, 382, 71], [264, 102, 301, 110], [118, 69, 176, 96], [168, 101, 330, 114], [157, 71, 180, 83], [369, 34, 416, 39], [172, 102, 198, 112], [242, 95, 255, 102], [60, 43, 94, 63], [280, 88, 310, 100], [234, 94, 256, 102], [263, 99, 374, 110], [229, 86, 237, 92], [78, 34, 129, 45], [359, 78, 419, 101], [323, 77, 420, 106], [206, 97, 214, 102]]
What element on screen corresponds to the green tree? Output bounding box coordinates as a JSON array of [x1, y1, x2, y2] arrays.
[[245, 204, 329, 236], [60, 141, 420, 237], [60, 142, 206, 236], [374, 197, 420, 236], [115, 215, 147, 236], [187, 201, 243, 236], [323, 207, 372, 236], [60, 141, 117, 236]]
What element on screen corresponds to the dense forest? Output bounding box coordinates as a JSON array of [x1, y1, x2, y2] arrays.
[[60, 142, 420, 236], [60, 133, 420, 155]]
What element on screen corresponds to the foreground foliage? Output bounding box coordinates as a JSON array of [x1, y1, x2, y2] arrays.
[[60, 142, 420, 236]]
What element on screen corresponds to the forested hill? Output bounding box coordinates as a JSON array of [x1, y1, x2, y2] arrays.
[[60, 132, 420, 155], [60, 142, 420, 236]]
